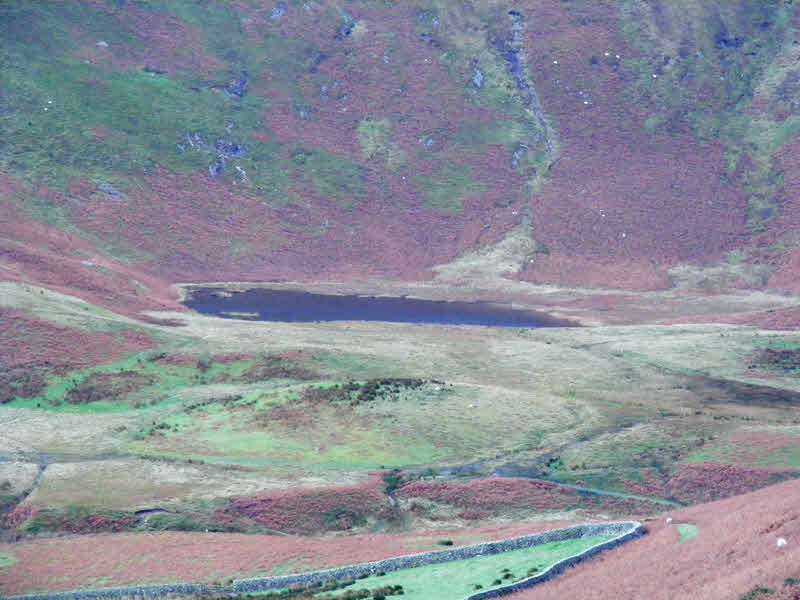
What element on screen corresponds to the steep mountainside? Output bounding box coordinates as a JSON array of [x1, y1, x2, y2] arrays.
[[3, 1, 800, 304]]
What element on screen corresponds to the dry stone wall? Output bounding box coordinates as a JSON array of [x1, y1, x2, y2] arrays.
[[8, 521, 643, 600]]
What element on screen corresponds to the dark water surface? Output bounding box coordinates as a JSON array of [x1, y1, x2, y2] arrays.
[[184, 288, 575, 328]]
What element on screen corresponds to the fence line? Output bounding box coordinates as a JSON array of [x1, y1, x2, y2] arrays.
[[8, 521, 644, 600]]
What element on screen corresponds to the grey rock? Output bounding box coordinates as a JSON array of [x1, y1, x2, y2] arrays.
[[214, 140, 245, 157], [308, 51, 327, 73], [511, 143, 529, 170], [224, 72, 248, 98], [270, 2, 287, 19], [295, 105, 310, 120], [209, 156, 226, 178], [473, 65, 485, 88], [335, 15, 355, 40], [419, 136, 436, 149], [97, 183, 123, 199]]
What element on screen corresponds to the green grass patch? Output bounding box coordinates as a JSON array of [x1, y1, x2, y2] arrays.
[[676, 523, 699, 542], [414, 162, 484, 214], [142, 512, 219, 533], [0, 1, 293, 209], [291, 148, 367, 208], [124, 368, 590, 472], [558, 420, 719, 476], [763, 445, 800, 470], [138, 393, 445, 469], [312, 350, 402, 379], [0, 552, 17, 568], [357, 118, 405, 170], [2, 43, 237, 182], [752, 338, 800, 351], [453, 118, 543, 172], [5, 353, 301, 412], [547, 468, 640, 495], [137, 0, 250, 66], [320, 536, 613, 599], [683, 434, 800, 471], [127, 378, 468, 469], [740, 586, 775, 600], [682, 443, 738, 465], [19, 505, 130, 535]]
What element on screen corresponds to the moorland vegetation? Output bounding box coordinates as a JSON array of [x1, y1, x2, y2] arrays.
[[4, 1, 800, 598]]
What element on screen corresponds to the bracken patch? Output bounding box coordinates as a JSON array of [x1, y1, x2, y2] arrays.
[[217, 476, 392, 535], [64, 370, 155, 405], [0, 307, 152, 372], [397, 477, 662, 517], [665, 463, 797, 505]]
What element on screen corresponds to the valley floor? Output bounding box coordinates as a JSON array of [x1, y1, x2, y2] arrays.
[[3, 281, 800, 599]]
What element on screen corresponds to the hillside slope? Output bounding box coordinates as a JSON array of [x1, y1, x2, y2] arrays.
[[2, 1, 800, 298], [520, 477, 800, 600]]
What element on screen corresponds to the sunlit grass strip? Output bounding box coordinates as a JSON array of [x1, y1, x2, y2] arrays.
[[0, 552, 17, 568], [320, 536, 612, 599], [233, 521, 643, 595], [676, 523, 699, 542]]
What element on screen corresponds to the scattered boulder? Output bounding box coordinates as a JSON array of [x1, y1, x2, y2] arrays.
[[416, 10, 441, 47], [271, 2, 287, 20], [418, 32, 441, 47], [308, 51, 327, 73], [294, 103, 311, 120], [209, 156, 225, 178], [97, 182, 124, 200], [417, 10, 440, 30], [472, 61, 485, 88], [214, 139, 245, 157], [418, 136, 436, 149], [335, 14, 355, 40], [224, 72, 248, 98]]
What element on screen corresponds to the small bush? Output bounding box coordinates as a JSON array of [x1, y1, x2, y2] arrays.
[[145, 513, 207, 532], [740, 587, 775, 600], [437, 539, 454, 546]]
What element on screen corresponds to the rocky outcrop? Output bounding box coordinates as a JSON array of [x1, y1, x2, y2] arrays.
[[489, 9, 553, 155]]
